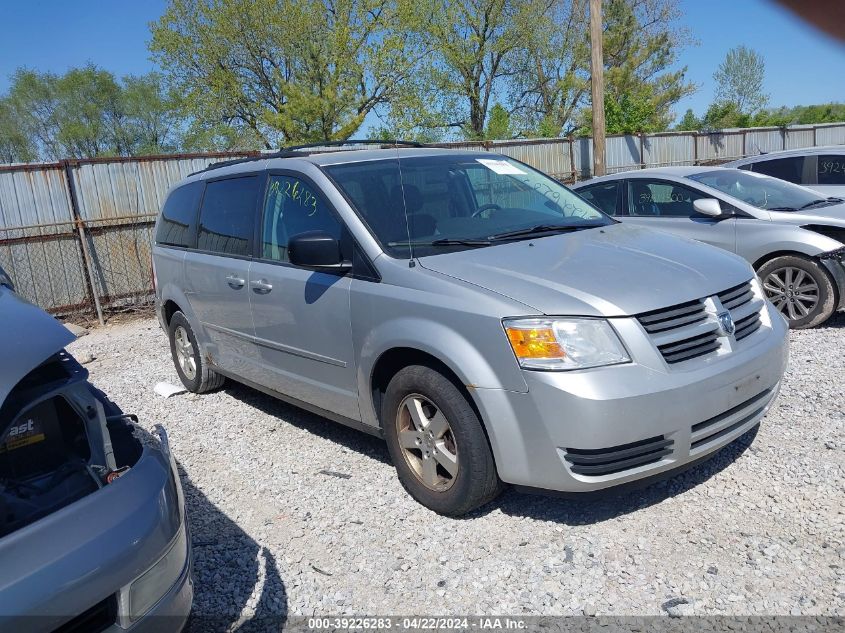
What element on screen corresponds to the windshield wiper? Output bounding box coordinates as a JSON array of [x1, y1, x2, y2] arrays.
[[487, 224, 592, 241], [799, 199, 830, 210], [386, 237, 492, 247], [766, 206, 797, 212]]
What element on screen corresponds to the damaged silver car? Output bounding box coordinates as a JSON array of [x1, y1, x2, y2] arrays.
[[0, 276, 192, 632]]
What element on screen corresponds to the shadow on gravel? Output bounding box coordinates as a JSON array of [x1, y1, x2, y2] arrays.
[[220, 377, 759, 528], [223, 381, 391, 466], [180, 461, 288, 632], [818, 312, 845, 329], [491, 425, 760, 525]]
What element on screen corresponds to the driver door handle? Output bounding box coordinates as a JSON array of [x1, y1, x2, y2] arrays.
[[250, 279, 273, 294], [225, 274, 245, 289]]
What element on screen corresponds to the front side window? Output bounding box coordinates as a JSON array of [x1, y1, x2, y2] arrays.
[[325, 155, 610, 257], [749, 156, 804, 184], [261, 175, 343, 262], [688, 169, 833, 211], [156, 182, 203, 247], [197, 176, 260, 256], [817, 155, 845, 185], [627, 180, 706, 217], [578, 182, 620, 216]]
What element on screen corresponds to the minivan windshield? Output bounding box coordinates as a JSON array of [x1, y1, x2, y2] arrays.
[[688, 169, 840, 212], [325, 154, 611, 257]]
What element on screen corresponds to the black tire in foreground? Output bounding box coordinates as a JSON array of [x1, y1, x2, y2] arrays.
[[757, 255, 837, 329], [382, 364, 502, 516], [167, 311, 226, 393]]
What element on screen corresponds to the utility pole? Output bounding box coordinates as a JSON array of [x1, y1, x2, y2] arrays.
[[589, 0, 606, 177]]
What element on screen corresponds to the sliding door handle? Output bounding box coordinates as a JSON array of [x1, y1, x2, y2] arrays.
[[250, 279, 273, 294], [225, 274, 245, 289]]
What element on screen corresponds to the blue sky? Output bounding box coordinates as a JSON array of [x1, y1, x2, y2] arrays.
[[0, 0, 843, 125]]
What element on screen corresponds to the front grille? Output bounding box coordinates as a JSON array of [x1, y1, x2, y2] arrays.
[[564, 435, 673, 476], [690, 388, 775, 451], [638, 280, 765, 366], [53, 596, 116, 633], [734, 312, 762, 340], [717, 282, 754, 311], [637, 300, 720, 365], [637, 299, 707, 334], [656, 329, 721, 364]]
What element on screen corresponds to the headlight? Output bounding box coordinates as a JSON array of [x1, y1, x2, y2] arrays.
[[128, 527, 188, 621], [503, 318, 630, 371]]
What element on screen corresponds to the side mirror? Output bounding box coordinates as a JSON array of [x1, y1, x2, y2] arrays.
[[693, 198, 727, 218], [288, 231, 351, 272]]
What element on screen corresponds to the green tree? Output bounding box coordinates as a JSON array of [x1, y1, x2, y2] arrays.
[[120, 73, 183, 154], [0, 98, 37, 163], [512, 0, 695, 137], [0, 66, 190, 160], [385, 0, 547, 140], [713, 45, 768, 114], [675, 108, 700, 131], [699, 101, 750, 130], [150, 0, 422, 147], [484, 102, 512, 139]]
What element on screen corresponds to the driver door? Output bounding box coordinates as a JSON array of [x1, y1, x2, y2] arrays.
[[621, 178, 737, 254]]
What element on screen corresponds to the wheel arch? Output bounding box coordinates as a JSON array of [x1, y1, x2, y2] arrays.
[[369, 346, 499, 470]]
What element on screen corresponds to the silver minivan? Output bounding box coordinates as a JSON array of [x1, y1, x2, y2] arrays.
[[153, 146, 789, 515]]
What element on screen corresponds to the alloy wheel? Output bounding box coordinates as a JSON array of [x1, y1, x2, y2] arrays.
[[174, 325, 197, 380], [762, 266, 820, 322], [395, 394, 459, 491]]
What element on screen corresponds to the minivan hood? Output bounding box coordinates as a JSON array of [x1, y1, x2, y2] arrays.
[[418, 223, 752, 316], [0, 287, 75, 412]]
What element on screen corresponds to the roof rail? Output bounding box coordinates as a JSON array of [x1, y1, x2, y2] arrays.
[[188, 139, 424, 176]]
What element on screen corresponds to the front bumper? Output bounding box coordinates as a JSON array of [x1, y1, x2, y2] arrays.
[[473, 302, 789, 492], [0, 428, 192, 633]]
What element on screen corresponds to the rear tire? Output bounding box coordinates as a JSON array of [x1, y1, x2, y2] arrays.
[[168, 311, 226, 393], [382, 365, 502, 516], [757, 255, 836, 329]]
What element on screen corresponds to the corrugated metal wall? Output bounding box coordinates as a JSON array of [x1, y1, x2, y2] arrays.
[[0, 152, 254, 318], [1, 125, 842, 318]]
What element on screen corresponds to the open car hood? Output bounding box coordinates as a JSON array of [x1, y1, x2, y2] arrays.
[[0, 286, 75, 415]]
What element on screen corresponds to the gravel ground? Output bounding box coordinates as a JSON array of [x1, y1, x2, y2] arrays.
[[67, 315, 845, 622]]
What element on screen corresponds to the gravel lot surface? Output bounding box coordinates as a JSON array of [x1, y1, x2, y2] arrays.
[[67, 315, 844, 622]]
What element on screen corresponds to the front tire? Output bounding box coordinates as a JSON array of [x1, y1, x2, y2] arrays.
[[757, 255, 836, 329], [168, 311, 225, 393], [382, 365, 502, 516]]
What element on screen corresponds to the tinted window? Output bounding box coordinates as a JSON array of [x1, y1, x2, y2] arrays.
[[155, 182, 202, 247], [750, 157, 804, 184], [817, 155, 845, 185], [627, 180, 707, 217], [261, 175, 343, 262], [578, 182, 619, 216], [197, 176, 260, 256]]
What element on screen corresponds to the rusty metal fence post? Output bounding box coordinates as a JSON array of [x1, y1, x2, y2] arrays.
[[62, 160, 104, 326]]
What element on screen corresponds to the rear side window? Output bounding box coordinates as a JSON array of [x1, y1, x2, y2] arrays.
[[577, 182, 619, 216], [817, 155, 845, 185], [750, 157, 804, 184], [155, 182, 202, 248], [197, 176, 260, 257]]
